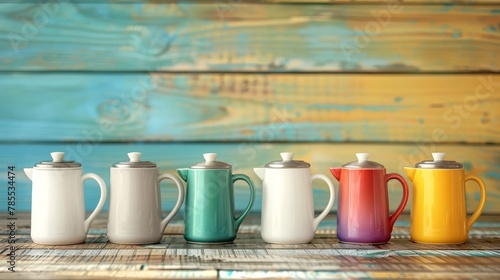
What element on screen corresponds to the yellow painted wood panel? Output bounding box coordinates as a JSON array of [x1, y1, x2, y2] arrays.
[[0, 73, 498, 143], [1, 142, 498, 213]]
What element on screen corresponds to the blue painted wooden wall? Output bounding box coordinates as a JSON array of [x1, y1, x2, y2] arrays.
[[0, 1, 499, 214]]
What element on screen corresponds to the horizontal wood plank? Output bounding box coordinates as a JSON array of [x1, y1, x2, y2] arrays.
[[1, 142, 498, 213], [9, 0, 500, 4], [2, 213, 500, 279], [0, 73, 498, 143], [266, 0, 500, 3], [1, 213, 500, 279], [0, 3, 499, 72]]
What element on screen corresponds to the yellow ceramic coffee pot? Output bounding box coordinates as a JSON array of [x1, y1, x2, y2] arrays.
[[404, 152, 486, 244]]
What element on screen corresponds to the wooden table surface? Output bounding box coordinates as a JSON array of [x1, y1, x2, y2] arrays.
[[2, 213, 499, 279]]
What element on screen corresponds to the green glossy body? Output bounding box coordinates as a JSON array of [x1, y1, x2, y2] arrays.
[[178, 168, 255, 243]]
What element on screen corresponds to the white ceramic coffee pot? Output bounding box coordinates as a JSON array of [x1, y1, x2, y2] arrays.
[[253, 152, 336, 244], [24, 152, 107, 245], [108, 152, 184, 244]]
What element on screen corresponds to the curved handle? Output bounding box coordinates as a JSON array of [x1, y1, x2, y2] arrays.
[[465, 175, 486, 231], [311, 174, 336, 230], [158, 173, 185, 234], [386, 173, 409, 228], [82, 173, 107, 233], [232, 174, 255, 231]]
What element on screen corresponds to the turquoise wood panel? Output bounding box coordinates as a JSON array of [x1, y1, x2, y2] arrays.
[[1, 73, 499, 143], [1, 143, 499, 213], [0, 3, 498, 72]]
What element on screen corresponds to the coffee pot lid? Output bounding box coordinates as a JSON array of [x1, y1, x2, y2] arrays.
[[265, 152, 310, 168], [341, 153, 384, 168], [113, 152, 157, 168], [35, 152, 81, 168], [190, 153, 231, 169], [415, 152, 463, 169]]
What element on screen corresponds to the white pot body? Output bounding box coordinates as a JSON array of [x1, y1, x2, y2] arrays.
[[30, 168, 106, 245], [108, 168, 184, 244], [259, 168, 335, 244]]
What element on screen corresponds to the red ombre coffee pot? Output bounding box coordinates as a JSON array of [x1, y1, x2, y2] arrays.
[[330, 153, 409, 244]]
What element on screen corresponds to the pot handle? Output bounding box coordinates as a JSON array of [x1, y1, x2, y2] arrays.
[[465, 175, 487, 232], [82, 173, 107, 233], [158, 173, 185, 235], [232, 174, 255, 231], [386, 173, 409, 228], [311, 174, 336, 231]]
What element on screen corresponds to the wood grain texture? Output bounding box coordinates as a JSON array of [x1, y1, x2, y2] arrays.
[[11, 0, 500, 4], [1, 142, 498, 213], [0, 3, 499, 72], [1, 213, 500, 279], [267, 0, 500, 3], [2, 213, 500, 279], [0, 73, 498, 143]]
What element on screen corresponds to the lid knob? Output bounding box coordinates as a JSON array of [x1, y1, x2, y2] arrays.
[[415, 152, 461, 168], [280, 152, 294, 162], [113, 152, 156, 168], [50, 152, 65, 162], [356, 153, 369, 162], [35, 152, 80, 168], [190, 153, 231, 169], [128, 152, 142, 162], [203, 153, 217, 163], [264, 152, 310, 168], [432, 152, 446, 161]]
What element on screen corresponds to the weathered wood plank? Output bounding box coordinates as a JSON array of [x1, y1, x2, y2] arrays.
[[1, 143, 498, 213], [2, 213, 500, 279], [1, 3, 498, 72], [267, 0, 500, 3], [0, 73, 498, 143], [10, 0, 500, 4], [2, 213, 500, 278]]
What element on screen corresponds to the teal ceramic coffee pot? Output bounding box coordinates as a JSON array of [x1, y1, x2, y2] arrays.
[[177, 153, 255, 244]]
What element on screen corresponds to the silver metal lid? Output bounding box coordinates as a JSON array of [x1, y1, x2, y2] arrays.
[[415, 152, 463, 169], [35, 152, 81, 168], [342, 153, 384, 169], [113, 152, 157, 168], [265, 152, 310, 168], [190, 153, 231, 169]]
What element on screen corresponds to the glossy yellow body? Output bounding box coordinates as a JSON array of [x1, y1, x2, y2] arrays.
[[404, 168, 486, 244]]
